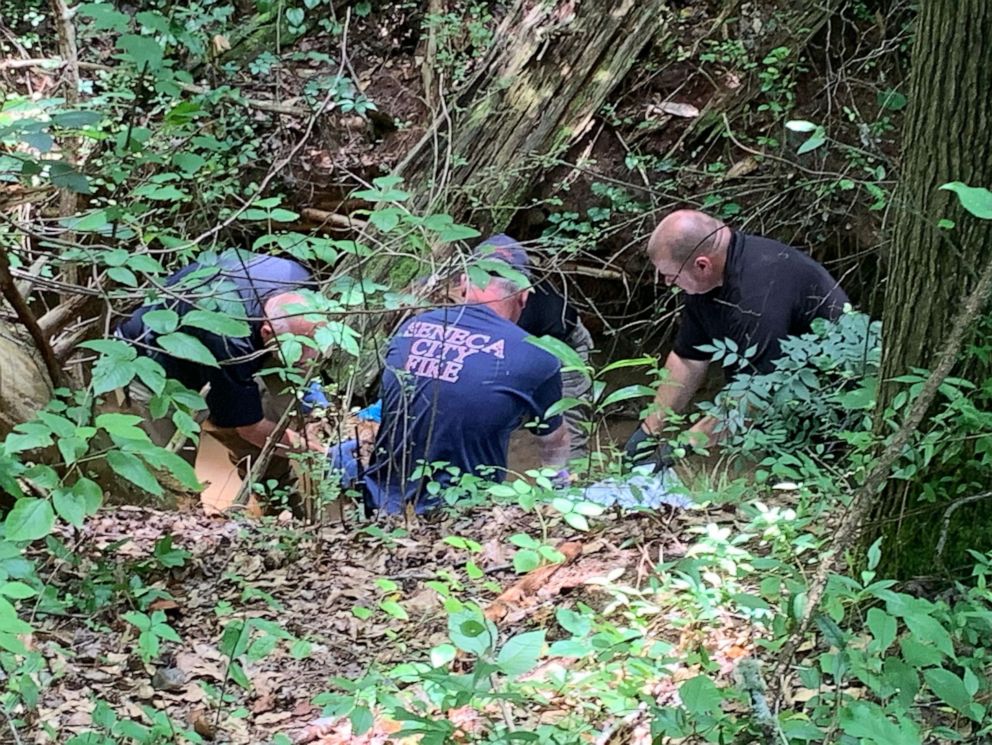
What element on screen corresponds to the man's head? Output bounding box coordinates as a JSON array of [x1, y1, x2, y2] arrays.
[[647, 210, 730, 294], [462, 234, 532, 323], [260, 291, 323, 367]]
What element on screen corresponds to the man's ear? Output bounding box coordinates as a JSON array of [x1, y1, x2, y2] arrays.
[[694, 256, 712, 273], [259, 320, 275, 345]]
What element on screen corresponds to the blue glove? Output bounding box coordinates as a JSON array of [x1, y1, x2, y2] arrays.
[[301, 381, 330, 415], [551, 468, 571, 490], [357, 399, 382, 423], [327, 439, 360, 485]]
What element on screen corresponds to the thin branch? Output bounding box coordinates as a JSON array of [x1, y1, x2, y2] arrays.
[[0, 247, 64, 388]]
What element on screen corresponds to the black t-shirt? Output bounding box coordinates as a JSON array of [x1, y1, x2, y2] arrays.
[[517, 281, 578, 342], [117, 250, 314, 427], [673, 231, 848, 375]]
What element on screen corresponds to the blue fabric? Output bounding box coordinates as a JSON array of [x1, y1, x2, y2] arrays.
[[582, 468, 693, 510], [364, 305, 563, 514], [328, 438, 361, 484], [116, 250, 314, 428], [301, 381, 330, 414], [357, 400, 382, 423]]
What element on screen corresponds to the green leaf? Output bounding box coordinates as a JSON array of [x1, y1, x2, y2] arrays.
[[940, 182, 992, 220], [867, 608, 897, 653], [497, 630, 545, 678], [155, 332, 219, 367], [380, 599, 409, 620], [876, 89, 907, 111], [49, 161, 91, 193], [52, 110, 103, 128], [78, 2, 131, 30], [512, 548, 540, 574], [924, 668, 976, 719], [448, 609, 497, 656], [563, 512, 590, 531], [524, 335, 589, 374], [53, 488, 87, 527], [142, 309, 180, 334], [96, 412, 148, 441], [902, 614, 954, 659], [797, 127, 827, 155], [840, 702, 920, 745], [181, 310, 251, 338], [350, 705, 374, 736], [679, 675, 723, 715], [599, 384, 656, 408], [4, 498, 54, 542], [116, 33, 164, 69], [556, 607, 591, 637], [106, 451, 162, 495], [90, 358, 137, 396], [0, 581, 36, 599]]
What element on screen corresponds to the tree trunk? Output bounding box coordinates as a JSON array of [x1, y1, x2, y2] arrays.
[[394, 0, 669, 234], [0, 323, 52, 440], [871, 0, 992, 576]]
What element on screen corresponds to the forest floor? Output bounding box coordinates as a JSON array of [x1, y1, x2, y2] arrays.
[[28, 481, 764, 743]]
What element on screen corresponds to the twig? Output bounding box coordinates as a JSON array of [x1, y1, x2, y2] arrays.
[[935, 491, 992, 560], [0, 705, 23, 745], [0, 245, 63, 388], [771, 246, 992, 697], [300, 207, 368, 231]]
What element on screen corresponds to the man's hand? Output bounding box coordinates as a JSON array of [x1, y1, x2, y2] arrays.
[[623, 426, 675, 473]]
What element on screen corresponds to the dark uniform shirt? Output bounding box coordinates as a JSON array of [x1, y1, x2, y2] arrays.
[[517, 281, 579, 342], [116, 250, 313, 427], [673, 231, 848, 375], [365, 304, 563, 514]]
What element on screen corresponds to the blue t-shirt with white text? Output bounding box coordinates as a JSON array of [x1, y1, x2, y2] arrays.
[[364, 305, 563, 513]]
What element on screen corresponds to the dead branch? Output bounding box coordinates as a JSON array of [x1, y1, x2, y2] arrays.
[[0, 248, 63, 388]]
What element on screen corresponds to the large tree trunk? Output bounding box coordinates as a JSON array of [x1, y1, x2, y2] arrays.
[[394, 0, 669, 235], [0, 323, 52, 439], [871, 0, 992, 576]]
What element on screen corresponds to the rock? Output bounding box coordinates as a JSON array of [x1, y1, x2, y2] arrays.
[[151, 666, 187, 692]]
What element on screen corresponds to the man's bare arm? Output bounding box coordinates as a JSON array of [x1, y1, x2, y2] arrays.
[[537, 423, 571, 469], [235, 418, 327, 455], [642, 352, 710, 435]]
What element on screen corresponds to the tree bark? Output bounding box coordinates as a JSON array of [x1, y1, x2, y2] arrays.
[[871, 0, 992, 575], [0, 322, 52, 440], [394, 0, 670, 234]]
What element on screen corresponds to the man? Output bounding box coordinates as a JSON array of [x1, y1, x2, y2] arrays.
[[625, 210, 849, 469], [363, 242, 570, 514], [482, 234, 594, 460], [116, 249, 327, 474]]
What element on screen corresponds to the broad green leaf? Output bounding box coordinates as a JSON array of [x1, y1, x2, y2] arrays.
[[73, 478, 103, 515], [53, 488, 87, 527], [181, 310, 251, 338], [96, 412, 148, 441], [78, 2, 131, 30], [797, 127, 826, 155], [4, 498, 55, 542], [678, 675, 722, 715], [448, 608, 497, 657], [142, 309, 179, 334], [563, 512, 590, 531], [0, 581, 36, 599], [512, 548, 540, 574], [496, 630, 545, 678], [924, 668, 976, 719], [867, 608, 897, 653], [902, 614, 954, 659], [106, 451, 162, 495], [155, 332, 219, 367], [940, 182, 992, 220], [380, 599, 408, 620], [598, 355, 657, 375], [91, 358, 137, 395], [52, 110, 103, 128], [599, 384, 656, 408], [556, 607, 591, 637], [350, 706, 374, 737], [116, 34, 164, 70], [545, 396, 585, 418], [524, 335, 589, 374], [840, 702, 920, 745]]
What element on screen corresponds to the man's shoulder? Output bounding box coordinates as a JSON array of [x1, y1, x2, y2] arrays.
[[735, 233, 828, 278]]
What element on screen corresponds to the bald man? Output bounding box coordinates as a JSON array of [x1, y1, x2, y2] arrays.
[[625, 210, 848, 469], [116, 250, 327, 475]]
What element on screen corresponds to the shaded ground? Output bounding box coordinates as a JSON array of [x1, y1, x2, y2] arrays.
[[28, 489, 755, 743]]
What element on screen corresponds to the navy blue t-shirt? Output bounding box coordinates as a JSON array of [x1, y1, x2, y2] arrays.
[[116, 250, 314, 428], [365, 304, 563, 514], [517, 281, 578, 342], [674, 232, 848, 375]]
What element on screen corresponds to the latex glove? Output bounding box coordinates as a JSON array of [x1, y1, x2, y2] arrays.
[[623, 426, 675, 473], [300, 380, 329, 415], [551, 468, 571, 490], [327, 439, 360, 485]]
